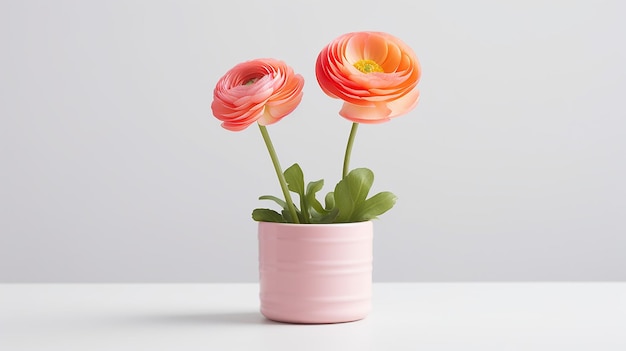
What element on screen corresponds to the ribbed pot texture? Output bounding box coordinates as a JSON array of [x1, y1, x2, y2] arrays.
[[258, 221, 373, 324]]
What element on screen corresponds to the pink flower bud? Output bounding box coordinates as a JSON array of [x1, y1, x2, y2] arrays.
[[212, 58, 304, 131]]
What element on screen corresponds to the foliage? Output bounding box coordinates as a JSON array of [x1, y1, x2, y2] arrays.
[[252, 164, 397, 223]]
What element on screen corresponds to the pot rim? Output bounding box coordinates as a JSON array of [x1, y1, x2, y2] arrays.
[[257, 221, 372, 228]]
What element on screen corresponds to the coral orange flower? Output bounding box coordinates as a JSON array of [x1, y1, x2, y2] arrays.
[[212, 58, 304, 131], [316, 31, 421, 123]]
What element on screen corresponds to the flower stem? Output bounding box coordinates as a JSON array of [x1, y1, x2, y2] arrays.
[[342, 122, 359, 178], [258, 124, 300, 224]]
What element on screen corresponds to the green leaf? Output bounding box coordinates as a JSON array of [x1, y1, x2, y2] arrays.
[[306, 179, 324, 198], [333, 168, 374, 222], [252, 208, 285, 222], [284, 163, 309, 223], [310, 207, 340, 224], [281, 208, 304, 224], [258, 195, 287, 210], [306, 179, 325, 214], [284, 163, 305, 196], [324, 191, 335, 210], [281, 209, 294, 223], [353, 191, 398, 222]]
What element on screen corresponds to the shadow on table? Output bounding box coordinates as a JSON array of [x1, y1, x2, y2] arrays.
[[120, 311, 274, 326]]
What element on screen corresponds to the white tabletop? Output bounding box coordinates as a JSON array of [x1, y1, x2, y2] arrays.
[[1, 283, 625, 350]]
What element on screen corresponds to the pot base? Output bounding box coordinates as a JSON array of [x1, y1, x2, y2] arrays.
[[261, 311, 368, 324]]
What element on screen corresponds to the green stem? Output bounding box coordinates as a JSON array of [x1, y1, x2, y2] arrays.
[[342, 122, 360, 178], [258, 124, 300, 224]]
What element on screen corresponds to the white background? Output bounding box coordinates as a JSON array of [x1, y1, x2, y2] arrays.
[[1, 0, 625, 282]]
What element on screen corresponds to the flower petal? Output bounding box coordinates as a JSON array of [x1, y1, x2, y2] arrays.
[[363, 33, 390, 65], [339, 101, 392, 124], [386, 88, 420, 118]]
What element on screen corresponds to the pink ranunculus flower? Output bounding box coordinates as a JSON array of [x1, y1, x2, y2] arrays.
[[211, 58, 304, 131], [315, 31, 421, 124]]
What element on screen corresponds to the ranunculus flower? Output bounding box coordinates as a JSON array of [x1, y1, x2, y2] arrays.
[[315, 31, 421, 123], [212, 58, 304, 131]]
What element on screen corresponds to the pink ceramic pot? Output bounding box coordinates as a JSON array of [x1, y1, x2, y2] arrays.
[[258, 221, 373, 324]]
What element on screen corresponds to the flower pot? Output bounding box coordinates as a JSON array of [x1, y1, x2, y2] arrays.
[[258, 221, 373, 324]]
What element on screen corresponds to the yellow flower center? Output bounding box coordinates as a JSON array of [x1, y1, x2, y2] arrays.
[[353, 59, 384, 73], [243, 78, 259, 86]]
